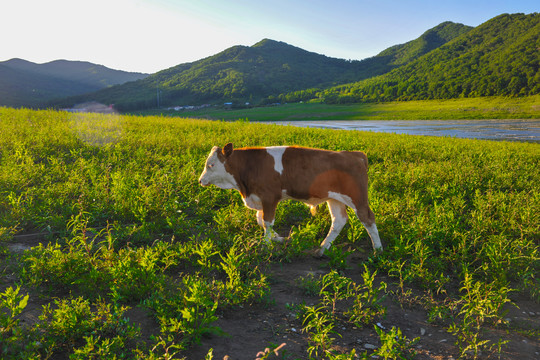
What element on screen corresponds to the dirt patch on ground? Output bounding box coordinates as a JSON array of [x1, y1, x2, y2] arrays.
[[2, 238, 539, 360], [186, 254, 540, 360]]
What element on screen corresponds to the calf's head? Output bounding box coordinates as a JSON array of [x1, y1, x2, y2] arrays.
[[198, 143, 238, 190]]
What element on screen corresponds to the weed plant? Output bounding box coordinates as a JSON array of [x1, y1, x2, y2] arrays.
[[0, 286, 30, 357], [299, 269, 412, 359], [0, 107, 538, 358]]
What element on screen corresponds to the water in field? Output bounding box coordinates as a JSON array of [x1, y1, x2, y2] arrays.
[[268, 119, 540, 142]]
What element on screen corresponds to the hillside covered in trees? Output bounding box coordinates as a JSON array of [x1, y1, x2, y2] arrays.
[[0, 59, 148, 107], [56, 22, 470, 111], [35, 13, 540, 111], [317, 13, 539, 104]]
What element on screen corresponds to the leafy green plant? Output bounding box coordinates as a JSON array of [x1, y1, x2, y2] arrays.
[[0, 286, 33, 358], [298, 269, 389, 359], [177, 277, 220, 345], [301, 305, 339, 359], [36, 297, 139, 358], [373, 325, 419, 360], [387, 259, 415, 303], [325, 245, 352, 270], [283, 222, 322, 259], [145, 275, 222, 347], [300, 304, 361, 360], [427, 301, 458, 325], [70, 334, 127, 359], [193, 239, 220, 274], [108, 245, 166, 303], [448, 271, 512, 359], [132, 335, 184, 360], [346, 265, 387, 326], [295, 273, 321, 296], [319, 270, 354, 315], [218, 244, 269, 306], [0, 286, 28, 336]]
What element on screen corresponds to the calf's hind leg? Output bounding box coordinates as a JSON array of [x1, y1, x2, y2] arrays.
[[356, 206, 383, 251], [316, 199, 348, 257]]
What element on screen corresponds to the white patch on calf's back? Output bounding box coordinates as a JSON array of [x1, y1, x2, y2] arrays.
[[266, 146, 287, 175]]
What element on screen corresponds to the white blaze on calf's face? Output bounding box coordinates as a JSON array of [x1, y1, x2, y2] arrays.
[[199, 147, 238, 190]]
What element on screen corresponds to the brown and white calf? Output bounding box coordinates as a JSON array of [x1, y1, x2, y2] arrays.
[[198, 143, 382, 256]]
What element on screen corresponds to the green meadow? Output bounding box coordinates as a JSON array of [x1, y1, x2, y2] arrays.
[[1, 107, 539, 359], [141, 95, 540, 121]]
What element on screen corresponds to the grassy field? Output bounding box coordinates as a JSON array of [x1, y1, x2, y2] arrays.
[[137, 95, 540, 121], [1, 107, 539, 359]]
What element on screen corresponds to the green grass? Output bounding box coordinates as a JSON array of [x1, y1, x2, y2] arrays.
[[0, 107, 539, 359], [135, 95, 540, 121]]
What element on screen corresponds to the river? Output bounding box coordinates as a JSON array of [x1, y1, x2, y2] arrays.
[[267, 119, 540, 142]]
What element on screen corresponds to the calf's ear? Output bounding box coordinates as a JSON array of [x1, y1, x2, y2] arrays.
[[223, 143, 233, 158]]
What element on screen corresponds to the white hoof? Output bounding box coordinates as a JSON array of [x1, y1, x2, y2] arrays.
[[271, 236, 285, 243], [314, 247, 326, 258]]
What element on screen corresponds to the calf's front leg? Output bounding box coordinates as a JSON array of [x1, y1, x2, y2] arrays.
[[258, 202, 284, 243]]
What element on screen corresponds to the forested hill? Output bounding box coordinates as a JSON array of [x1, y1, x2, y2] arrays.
[[375, 21, 472, 67], [318, 13, 540, 103], [0, 63, 99, 108], [2, 59, 148, 88], [274, 21, 472, 103], [0, 59, 148, 107], [58, 22, 469, 111], [48, 13, 538, 110], [56, 39, 369, 110]]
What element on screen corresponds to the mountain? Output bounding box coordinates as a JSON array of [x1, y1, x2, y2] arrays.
[[60, 22, 470, 111], [0, 59, 148, 107], [319, 13, 540, 103], [10, 13, 537, 111], [0, 63, 97, 107], [56, 39, 378, 111], [276, 21, 472, 103], [375, 21, 473, 67]]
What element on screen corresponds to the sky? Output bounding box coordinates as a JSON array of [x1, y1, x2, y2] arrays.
[[1, 0, 538, 74]]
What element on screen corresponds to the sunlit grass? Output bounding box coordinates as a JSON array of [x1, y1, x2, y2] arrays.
[[0, 107, 538, 359]]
